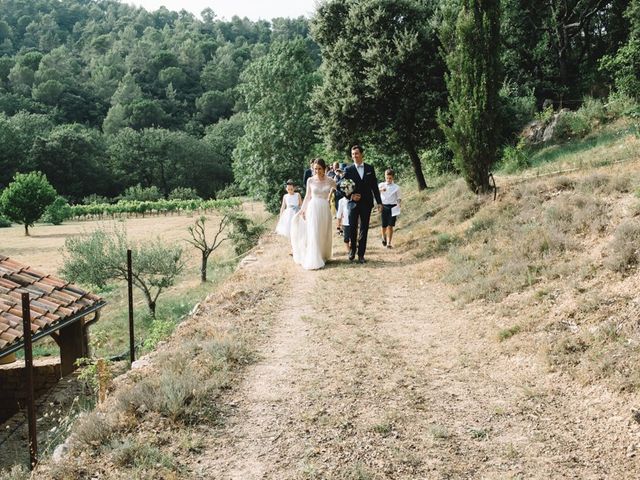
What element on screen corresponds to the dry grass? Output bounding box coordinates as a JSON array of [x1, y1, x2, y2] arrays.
[[396, 119, 640, 392]]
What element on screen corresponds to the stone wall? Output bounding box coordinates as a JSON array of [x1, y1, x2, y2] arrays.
[[0, 358, 61, 423]]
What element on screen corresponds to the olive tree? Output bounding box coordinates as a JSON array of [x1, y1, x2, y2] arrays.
[[61, 226, 184, 317]]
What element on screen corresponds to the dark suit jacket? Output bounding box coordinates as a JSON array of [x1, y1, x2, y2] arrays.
[[343, 163, 382, 209], [302, 168, 313, 193]]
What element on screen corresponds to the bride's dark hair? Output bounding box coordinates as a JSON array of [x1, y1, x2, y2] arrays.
[[314, 158, 327, 170]]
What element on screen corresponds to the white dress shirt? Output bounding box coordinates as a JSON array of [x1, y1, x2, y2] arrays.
[[336, 197, 350, 226], [379, 182, 401, 205], [356, 164, 365, 179]]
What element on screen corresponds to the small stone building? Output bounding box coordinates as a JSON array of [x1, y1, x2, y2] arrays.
[[0, 255, 105, 422]]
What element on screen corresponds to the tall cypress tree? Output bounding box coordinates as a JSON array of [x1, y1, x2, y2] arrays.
[[439, 0, 501, 193]]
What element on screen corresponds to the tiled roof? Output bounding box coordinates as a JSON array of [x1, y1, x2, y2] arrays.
[[0, 255, 105, 356]]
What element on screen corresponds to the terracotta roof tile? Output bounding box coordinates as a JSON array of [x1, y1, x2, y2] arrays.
[[0, 256, 105, 358]]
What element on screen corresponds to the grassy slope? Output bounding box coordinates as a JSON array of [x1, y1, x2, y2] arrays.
[[6, 120, 640, 479], [400, 118, 640, 391]]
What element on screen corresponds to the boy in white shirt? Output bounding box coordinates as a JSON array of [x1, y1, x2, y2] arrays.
[[378, 169, 401, 249], [336, 195, 351, 254]]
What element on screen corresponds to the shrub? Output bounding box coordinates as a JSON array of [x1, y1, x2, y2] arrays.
[[228, 211, 265, 255], [421, 143, 456, 176], [82, 194, 111, 204], [500, 142, 530, 173], [42, 196, 72, 225], [119, 184, 163, 202], [604, 220, 640, 273], [554, 111, 590, 140], [69, 412, 113, 449], [0, 215, 11, 227], [168, 187, 201, 200], [605, 92, 638, 119], [111, 438, 176, 470], [216, 183, 244, 199], [578, 96, 608, 125]]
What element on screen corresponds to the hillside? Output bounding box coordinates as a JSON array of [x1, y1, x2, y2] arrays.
[[8, 122, 640, 478]]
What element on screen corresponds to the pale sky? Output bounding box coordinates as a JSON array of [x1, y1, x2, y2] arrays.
[[126, 0, 319, 21]]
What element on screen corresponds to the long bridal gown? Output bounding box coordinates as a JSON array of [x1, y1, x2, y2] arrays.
[[290, 176, 335, 270]]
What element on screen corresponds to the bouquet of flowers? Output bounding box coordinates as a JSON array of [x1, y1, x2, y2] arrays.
[[339, 178, 355, 196]]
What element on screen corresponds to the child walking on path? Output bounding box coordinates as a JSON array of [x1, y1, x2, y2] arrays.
[[275, 180, 302, 239], [378, 169, 401, 249], [336, 195, 351, 254]]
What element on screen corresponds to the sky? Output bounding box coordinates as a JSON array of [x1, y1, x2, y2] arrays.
[[126, 0, 319, 21]]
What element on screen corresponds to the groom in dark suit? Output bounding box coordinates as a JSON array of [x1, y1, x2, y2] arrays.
[[343, 145, 382, 263]]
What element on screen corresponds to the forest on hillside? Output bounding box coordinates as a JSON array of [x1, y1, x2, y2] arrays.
[[0, 0, 638, 210]]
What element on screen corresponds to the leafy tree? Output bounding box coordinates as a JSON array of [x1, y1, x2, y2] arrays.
[[29, 123, 112, 201], [311, 0, 446, 190], [600, 0, 640, 99], [186, 214, 231, 282], [233, 39, 318, 213], [42, 195, 72, 225], [61, 226, 184, 317], [439, 0, 501, 193], [0, 171, 57, 235]]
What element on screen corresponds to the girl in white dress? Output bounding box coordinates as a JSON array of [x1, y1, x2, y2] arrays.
[[290, 159, 336, 270], [275, 180, 302, 238]]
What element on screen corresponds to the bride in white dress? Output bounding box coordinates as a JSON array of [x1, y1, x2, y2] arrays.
[[290, 159, 336, 270]]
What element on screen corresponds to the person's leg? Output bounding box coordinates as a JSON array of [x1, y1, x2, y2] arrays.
[[343, 225, 351, 253], [381, 225, 387, 246], [348, 206, 359, 260], [387, 226, 394, 247], [357, 206, 373, 260]]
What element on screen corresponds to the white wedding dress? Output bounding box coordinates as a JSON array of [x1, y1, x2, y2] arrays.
[[290, 176, 335, 270]]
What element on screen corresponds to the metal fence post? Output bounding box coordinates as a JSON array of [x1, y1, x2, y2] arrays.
[[21, 292, 37, 470], [127, 249, 135, 364]]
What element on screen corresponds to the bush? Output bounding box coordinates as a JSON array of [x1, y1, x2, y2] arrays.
[[216, 183, 244, 199], [421, 143, 456, 176], [605, 92, 639, 119], [228, 211, 265, 255], [554, 111, 590, 140], [42, 196, 72, 225], [578, 96, 608, 126], [119, 184, 163, 202], [499, 80, 537, 140], [0, 215, 11, 228], [82, 194, 111, 204], [168, 187, 201, 200], [604, 220, 640, 273], [500, 141, 530, 173]]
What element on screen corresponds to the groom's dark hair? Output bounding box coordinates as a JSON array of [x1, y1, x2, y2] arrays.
[[351, 144, 364, 154]]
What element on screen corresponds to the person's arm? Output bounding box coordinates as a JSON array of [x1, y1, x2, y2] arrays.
[[300, 178, 312, 218], [327, 178, 336, 201], [397, 186, 401, 206], [371, 167, 382, 207], [279, 195, 286, 215]]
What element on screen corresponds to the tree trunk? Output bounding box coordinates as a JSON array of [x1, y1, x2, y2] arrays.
[[201, 251, 209, 282], [24, 224, 29, 236], [405, 140, 428, 190]]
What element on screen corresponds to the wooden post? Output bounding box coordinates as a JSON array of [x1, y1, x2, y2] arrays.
[[21, 292, 38, 470], [127, 249, 135, 364]]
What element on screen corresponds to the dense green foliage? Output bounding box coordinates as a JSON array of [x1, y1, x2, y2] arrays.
[[233, 39, 318, 213], [0, 171, 56, 234], [440, 0, 501, 193], [0, 0, 312, 199], [312, 0, 446, 190], [0, 0, 636, 201]]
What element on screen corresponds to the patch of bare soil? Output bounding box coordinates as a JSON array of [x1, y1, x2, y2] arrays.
[[192, 230, 640, 479]]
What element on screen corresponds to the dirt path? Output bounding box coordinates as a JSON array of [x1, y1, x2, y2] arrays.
[[196, 234, 640, 479]]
